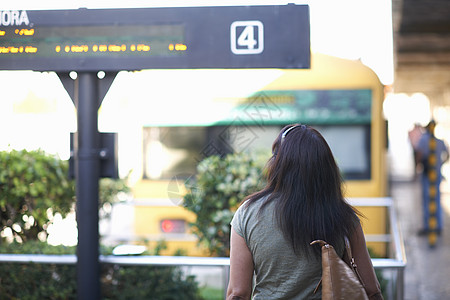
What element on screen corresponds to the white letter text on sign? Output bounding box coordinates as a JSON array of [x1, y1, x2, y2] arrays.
[[230, 21, 264, 55]]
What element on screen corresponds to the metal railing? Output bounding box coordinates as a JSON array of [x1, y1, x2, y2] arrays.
[[0, 197, 406, 299], [349, 197, 407, 300]]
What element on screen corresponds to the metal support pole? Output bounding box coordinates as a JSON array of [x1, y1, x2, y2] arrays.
[[58, 71, 118, 299], [74, 72, 101, 300]]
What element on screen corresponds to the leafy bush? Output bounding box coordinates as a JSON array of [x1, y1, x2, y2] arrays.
[[0, 149, 129, 243], [0, 149, 74, 242], [102, 264, 201, 300], [0, 239, 76, 254], [0, 242, 203, 300], [183, 152, 267, 256], [0, 261, 77, 299]]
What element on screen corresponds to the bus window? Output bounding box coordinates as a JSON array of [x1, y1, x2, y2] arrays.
[[220, 124, 371, 180], [142, 124, 370, 180], [218, 125, 282, 154], [315, 125, 371, 180], [142, 126, 207, 179]]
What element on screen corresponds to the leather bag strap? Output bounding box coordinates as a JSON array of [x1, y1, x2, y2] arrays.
[[344, 236, 353, 260], [344, 236, 366, 287]]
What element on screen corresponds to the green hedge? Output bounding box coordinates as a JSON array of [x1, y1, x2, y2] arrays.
[[0, 262, 76, 300], [183, 152, 267, 257], [0, 242, 203, 300]]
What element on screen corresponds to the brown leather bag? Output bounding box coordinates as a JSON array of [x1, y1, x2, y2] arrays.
[[310, 238, 369, 300]]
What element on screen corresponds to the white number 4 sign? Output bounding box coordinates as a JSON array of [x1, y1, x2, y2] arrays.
[[230, 21, 264, 55]]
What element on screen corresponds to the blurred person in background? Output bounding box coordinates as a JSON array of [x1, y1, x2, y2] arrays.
[[408, 123, 425, 178], [416, 120, 449, 240]]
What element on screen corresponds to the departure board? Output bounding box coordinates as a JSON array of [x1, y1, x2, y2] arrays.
[[0, 24, 186, 57], [0, 5, 310, 71]]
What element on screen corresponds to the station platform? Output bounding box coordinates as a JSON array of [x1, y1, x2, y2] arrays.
[[390, 177, 450, 299]]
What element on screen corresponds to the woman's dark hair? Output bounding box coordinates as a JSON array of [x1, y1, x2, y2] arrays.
[[244, 124, 361, 257]]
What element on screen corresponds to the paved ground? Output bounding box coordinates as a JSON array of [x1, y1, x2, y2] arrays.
[[390, 178, 450, 299]]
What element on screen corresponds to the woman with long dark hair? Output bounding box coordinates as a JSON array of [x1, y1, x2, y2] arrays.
[[226, 124, 383, 299]]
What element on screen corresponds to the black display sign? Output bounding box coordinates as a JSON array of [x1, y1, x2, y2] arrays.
[[0, 5, 310, 71]]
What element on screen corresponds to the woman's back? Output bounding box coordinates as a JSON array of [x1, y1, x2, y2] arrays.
[[227, 125, 383, 300], [232, 197, 328, 299]]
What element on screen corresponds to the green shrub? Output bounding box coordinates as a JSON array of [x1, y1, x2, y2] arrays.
[[102, 264, 201, 300], [0, 262, 77, 300], [0, 149, 74, 242], [183, 152, 267, 257], [0, 149, 129, 243], [0, 242, 203, 300]]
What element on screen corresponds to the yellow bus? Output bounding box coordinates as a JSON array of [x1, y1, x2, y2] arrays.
[[127, 52, 387, 256]]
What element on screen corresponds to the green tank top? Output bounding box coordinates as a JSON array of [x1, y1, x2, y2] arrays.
[[231, 197, 323, 299]]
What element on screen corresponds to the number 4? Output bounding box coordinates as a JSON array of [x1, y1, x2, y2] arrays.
[[230, 21, 264, 55], [238, 25, 258, 50]]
